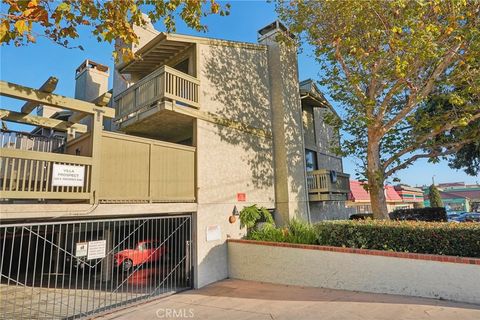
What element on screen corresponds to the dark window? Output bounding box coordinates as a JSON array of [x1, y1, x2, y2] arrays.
[[173, 59, 189, 74], [305, 149, 318, 171]]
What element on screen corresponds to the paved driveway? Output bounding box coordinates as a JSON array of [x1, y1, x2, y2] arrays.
[[96, 279, 480, 320]]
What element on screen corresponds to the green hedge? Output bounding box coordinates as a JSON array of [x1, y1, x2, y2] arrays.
[[246, 220, 480, 258]]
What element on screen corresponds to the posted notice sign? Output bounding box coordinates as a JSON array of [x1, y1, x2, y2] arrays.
[[206, 225, 221, 242], [75, 242, 88, 257], [87, 240, 106, 260], [52, 164, 85, 187]]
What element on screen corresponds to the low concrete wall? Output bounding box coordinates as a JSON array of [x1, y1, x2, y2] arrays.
[[228, 240, 480, 304]]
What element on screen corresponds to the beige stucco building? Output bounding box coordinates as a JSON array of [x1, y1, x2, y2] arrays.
[[0, 20, 350, 318]]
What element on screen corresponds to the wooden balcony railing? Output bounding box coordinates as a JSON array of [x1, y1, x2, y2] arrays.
[[1, 130, 65, 153], [0, 148, 92, 200], [307, 169, 350, 201], [1, 131, 196, 203], [115, 65, 200, 121]]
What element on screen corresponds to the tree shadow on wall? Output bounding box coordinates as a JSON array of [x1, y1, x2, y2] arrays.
[[203, 43, 308, 216], [203, 45, 274, 190]]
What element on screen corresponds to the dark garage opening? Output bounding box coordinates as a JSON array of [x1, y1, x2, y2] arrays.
[[0, 215, 192, 319]]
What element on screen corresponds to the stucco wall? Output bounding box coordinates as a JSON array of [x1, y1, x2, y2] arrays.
[[260, 32, 309, 225], [194, 43, 276, 288], [228, 241, 480, 304], [309, 201, 354, 221]]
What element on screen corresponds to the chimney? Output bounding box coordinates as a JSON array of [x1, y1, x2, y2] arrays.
[[73, 60, 110, 130], [74, 59, 109, 101], [258, 21, 309, 225], [257, 20, 295, 43]]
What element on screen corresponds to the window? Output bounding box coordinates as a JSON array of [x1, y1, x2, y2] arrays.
[[305, 149, 318, 171], [173, 59, 189, 74]]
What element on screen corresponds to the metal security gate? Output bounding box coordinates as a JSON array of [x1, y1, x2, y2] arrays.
[[0, 215, 192, 319]]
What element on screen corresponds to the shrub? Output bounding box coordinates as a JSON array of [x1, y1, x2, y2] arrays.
[[239, 205, 274, 229], [389, 207, 447, 222], [248, 223, 286, 242], [286, 219, 318, 244], [245, 219, 480, 257], [247, 219, 317, 245], [316, 220, 480, 257]]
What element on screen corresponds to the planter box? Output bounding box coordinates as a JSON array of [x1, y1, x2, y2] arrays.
[[228, 239, 480, 304]]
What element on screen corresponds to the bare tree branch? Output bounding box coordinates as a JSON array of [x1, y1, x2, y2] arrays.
[[385, 136, 478, 177], [376, 80, 405, 121], [383, 109, 480, 170], [333, 40, 368, 107], [382, 42, 463, 134]]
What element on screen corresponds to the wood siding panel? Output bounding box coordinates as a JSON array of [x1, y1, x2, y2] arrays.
[[150, 143, 195, 201], [98, 135, 150, 200]]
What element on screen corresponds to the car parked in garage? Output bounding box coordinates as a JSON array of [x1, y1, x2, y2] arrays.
[[114, 240, 167, 272]]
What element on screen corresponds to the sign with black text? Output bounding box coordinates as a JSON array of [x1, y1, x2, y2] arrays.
[[52, 164, 85, 187]]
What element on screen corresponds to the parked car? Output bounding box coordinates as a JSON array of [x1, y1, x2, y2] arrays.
[[114, 240, 167, 272], [447, 211, 462, 222], [453, 213, 480, 223]]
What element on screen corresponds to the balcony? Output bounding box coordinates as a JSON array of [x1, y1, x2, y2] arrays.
[[307, 169, 350, 201], [1, 131, 195, 203], [114, 65, 200, 140], [1, 130, 91, 201]]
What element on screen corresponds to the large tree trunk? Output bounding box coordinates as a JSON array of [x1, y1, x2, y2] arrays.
[[366, 135, 389, 219]]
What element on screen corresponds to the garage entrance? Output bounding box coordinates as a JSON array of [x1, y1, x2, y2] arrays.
[[0, 215, 192, 319]]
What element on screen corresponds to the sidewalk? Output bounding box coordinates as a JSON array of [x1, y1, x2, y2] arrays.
[[95, 279, 480, 320]]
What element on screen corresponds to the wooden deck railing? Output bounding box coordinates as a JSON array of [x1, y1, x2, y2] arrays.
[[1, 130, 65, 153], [115, 65, 200, 120], [307, 169, 350, 198], [1, 131, 196, 203], [0, 148, 92, 200]]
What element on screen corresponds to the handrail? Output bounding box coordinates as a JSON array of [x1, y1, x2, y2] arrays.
[[115, 65, 200, 120], [1, 148, 92, 199], [1, 148, 92, 165], [1, 129, 65, 153], [307, 169, 350, 194]]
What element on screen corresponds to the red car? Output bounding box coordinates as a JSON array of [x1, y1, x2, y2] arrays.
[[114, 240, 167, 272]]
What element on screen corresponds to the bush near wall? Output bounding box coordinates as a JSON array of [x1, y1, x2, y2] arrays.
[[246, 220, 480, 258]]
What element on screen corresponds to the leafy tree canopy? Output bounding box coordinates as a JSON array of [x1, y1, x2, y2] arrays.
[[418, 93, 480, 176], [276, 0, 480, 218], [0, 0, 229, 60]]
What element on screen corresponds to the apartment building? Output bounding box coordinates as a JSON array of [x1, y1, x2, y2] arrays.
[[0, 20, 350, 319]]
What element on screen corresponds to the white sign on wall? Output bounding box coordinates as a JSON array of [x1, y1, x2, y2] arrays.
[[87, 240, 106, 260], [206, 225, 221, 242], [52, 164, 85, 187]]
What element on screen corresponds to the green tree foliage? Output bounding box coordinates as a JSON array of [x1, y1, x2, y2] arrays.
[[418, 94, 480, 176], [276, 0, 480, 219], [449, 140, 480, 176], [0, 0, 229, 60], [428, 184, 444, 208]]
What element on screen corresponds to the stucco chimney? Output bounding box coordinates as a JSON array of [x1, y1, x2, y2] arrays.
[[74, 59, 109, 101], [258, 21, 309, 225], [74, 60, 110, 130]]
